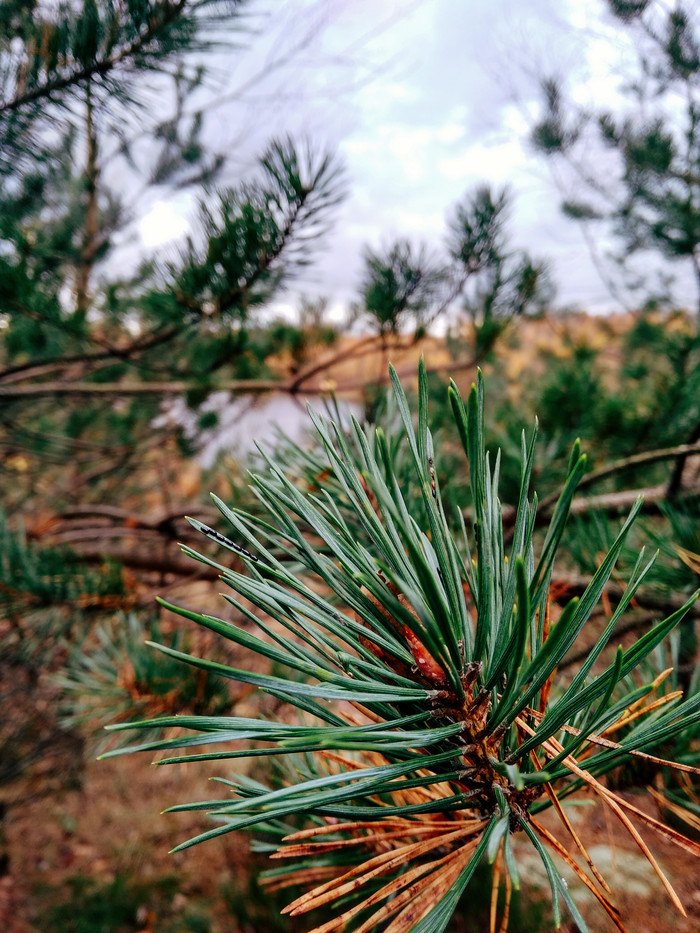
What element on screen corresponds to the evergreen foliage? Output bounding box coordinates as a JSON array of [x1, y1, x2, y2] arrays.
[[106, 366, 700, 933], [532, 0, 700, 316], [56, 612, 234, 746], [0, 0, 347, 516], [2, 5, 700, 927], [501, 311, 700, 485], [358, 185, 550, 356], [446, 186, 550, 355], [360, 240, 445, 337], [0, 0, 354, 819], [0, 1, 244, 158]]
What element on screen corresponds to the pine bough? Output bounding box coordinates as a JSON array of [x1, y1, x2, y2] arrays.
[[104, 364, 700, 933]]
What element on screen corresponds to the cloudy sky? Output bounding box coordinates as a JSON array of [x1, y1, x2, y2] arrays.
[[136, 0, 654, 320]]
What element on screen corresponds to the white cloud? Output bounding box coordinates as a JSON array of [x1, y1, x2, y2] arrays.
[[435, 122, 466, 144], [393, 209, 444, 237], [437, 136, 527, 185], [138, 198, 191, 248], [121, 0, 659, 316]]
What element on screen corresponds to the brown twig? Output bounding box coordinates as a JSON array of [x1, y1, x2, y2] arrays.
[[537, 442, 700, 516]]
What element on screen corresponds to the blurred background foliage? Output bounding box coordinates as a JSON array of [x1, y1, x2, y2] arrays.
[[0, 0, 699, 931]]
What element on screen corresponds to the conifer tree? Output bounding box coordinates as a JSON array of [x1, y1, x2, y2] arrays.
[[530, 0, 700, 523], [0, 0, 345, 513], [0, 0, 346, 795], [532, 0, 700, 319], [357, 185, 549, 363]]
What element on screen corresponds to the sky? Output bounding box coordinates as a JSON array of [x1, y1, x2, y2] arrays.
[[135, 0, 664, 322]]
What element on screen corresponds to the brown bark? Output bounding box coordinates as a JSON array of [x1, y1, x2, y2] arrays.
[[74, 84, 99, 315], [535, 442, 700, 517]]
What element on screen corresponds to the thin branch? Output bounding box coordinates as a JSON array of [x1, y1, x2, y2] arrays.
[[46, 546, 222, 579], [537, 442, 700, 515], [53, 503, 219, 530], [557, 611, 678, 673], [287, 334, 379, 392], [0, 378, 282, 398], [0, 341, 520, 399], [0, 0, 190, 116], [0, 325, 185, 384], [499, 484, 671, 546], [74, 82, 99, 314], [667, 418, 700, 500], [550, 574, 699, 617]]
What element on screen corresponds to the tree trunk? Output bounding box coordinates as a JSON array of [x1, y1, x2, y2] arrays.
[[74, 82, 99, 317]]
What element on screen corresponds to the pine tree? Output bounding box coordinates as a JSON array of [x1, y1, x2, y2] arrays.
[[531, 0, 700, 319], [357, 185, 549, 364], [530, 0, 700, 538], [0, 0, 346, 532], [0, 0, 346, 799]]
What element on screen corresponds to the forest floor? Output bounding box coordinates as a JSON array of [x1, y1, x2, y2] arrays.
[[3, 738, 699, 932]]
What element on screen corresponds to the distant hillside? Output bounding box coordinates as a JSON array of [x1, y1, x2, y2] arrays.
[[287, 310, 674, 399]]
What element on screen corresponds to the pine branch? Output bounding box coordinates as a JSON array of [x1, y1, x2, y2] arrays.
[[287, 334, 426, 393], [100, 367, 700, 933], [0, 326, 187, 384], [54, 503, 219, 528], [0, 1, 191, 115]]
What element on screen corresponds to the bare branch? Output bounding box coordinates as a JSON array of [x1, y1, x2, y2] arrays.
[[537, 441, 700, 515], [0, 378, 281, 398]]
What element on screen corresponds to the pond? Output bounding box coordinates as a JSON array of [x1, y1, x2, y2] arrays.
[[154, 391, 361, 467]]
